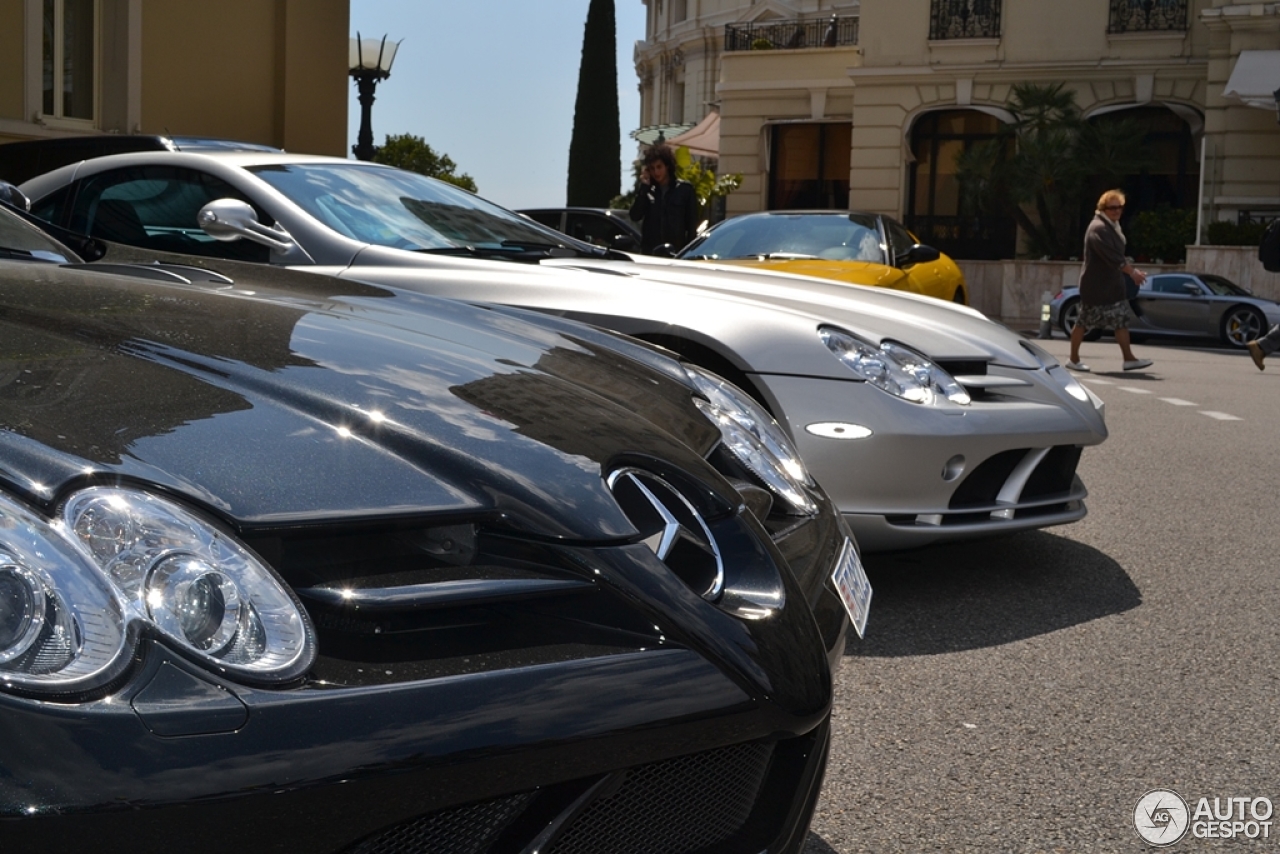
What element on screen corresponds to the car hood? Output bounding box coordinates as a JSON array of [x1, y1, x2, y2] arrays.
[[0, 259, 720, 541], [544, 255, 1042, 369]]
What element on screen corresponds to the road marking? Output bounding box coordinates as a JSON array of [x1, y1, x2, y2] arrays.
[[1159, 398, 1198, 406], [1083, 378, 1114, 385], [1200, 411, 1242, 421], [1116, 386, 1153, 394]]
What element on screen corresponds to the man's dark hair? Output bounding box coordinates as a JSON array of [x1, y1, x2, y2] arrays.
[[642, 144, 678, 176]]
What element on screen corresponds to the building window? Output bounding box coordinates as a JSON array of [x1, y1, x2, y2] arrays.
[[929, 0, 1002, 40], [42, 0, 97, 122], [669, 82, 685, 124], [768, 123, 851, 210], [906, 110, 1015, 260], [671, 0, 687, 24], [1107, 0, 1187, 34]]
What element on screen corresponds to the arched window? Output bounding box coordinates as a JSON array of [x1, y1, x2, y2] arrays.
[[906, 110, 1016, 260]]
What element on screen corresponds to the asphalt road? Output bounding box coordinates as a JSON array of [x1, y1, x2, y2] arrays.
[[805, 336, 1280, 853]]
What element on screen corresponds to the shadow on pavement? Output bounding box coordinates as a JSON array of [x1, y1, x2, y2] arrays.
[[846, 530, 1140, 658]]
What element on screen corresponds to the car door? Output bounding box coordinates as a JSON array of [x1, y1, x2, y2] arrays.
[[1137, 274, 1212, 334], [34, 165, 274, 263]]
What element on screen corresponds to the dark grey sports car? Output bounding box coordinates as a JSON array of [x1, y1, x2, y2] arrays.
[[1051, 272, 1280, 348], [0, 202, 861, 853]]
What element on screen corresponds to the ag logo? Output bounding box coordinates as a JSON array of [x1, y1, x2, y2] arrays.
[[1134, 789, 1190, 846]]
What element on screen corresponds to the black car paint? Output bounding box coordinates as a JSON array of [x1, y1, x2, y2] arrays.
[[0, 221, 850, 852]]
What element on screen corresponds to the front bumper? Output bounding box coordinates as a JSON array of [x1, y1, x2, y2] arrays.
[[752, 370, 1107, 552], [0, 523, 846, 854]]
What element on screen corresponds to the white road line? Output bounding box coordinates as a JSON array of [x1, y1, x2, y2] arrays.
[[1116, 386, 1153, 394], [1159, 398, 1198, 406], [1200, 411, 1242, 421], [1083, 378, 1114, 385]]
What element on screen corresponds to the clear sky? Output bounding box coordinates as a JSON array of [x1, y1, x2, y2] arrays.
[[346, 1, 648, 210]]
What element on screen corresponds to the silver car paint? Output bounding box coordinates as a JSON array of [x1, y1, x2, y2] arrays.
[[23, 152, 1107, 550]]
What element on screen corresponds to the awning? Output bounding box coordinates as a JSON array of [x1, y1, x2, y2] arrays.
[[1222, 50, 1280, 109], [666, 111, 721, 158], [629, 123, 695, 146]]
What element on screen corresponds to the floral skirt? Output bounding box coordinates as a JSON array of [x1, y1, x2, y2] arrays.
[[1078, 300, 1135, 331]]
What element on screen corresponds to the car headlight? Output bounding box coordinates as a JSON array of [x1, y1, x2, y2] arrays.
[[684, 364, 817, 516], [0, 487, 315, 696], [819, 326, 970, 405]]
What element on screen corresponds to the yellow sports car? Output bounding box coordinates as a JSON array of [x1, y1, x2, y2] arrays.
[[679, 210, 968, 305]]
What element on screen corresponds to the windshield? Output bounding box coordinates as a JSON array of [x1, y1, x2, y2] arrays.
[[248, 162, 593, 255], [0, 204, 77, 263], [682, 213, 885, 263], [1199, 274, 1250, 296]]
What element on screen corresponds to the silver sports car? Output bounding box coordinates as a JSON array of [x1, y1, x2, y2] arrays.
[[21, 150, 1108, 551], [1051, 272, 1280, 348]]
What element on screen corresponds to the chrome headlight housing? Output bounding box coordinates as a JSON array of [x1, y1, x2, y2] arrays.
[[820, 326, 970, 405], [0, 486, 314, 696], [684, 364, 817, 516]]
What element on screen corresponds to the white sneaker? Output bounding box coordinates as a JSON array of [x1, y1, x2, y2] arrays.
[[1123, 359, 1153, 371], [1065, 361, 1090, 372]]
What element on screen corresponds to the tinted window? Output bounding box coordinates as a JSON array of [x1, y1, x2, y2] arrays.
[[1151, 275, 1197, 294], [884, 218, 917, 266], [1199, 274, 1249, 296], [565, 212, 636, 248], [66, 166, 271, 262]]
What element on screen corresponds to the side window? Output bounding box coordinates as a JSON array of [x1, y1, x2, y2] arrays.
[[1152, 276, 1195, 294], [521, 211, 564, 231], [566, 213, 630, 247], [67, 166, 272, 263], [884, 218, 916, 266]]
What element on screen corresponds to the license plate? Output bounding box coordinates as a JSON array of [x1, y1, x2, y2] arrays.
[[832, 537, 872, 638]]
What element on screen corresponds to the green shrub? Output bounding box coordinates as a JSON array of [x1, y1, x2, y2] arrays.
[[1127, 207, 1195, 263], [1206, 219, 1267, 246]]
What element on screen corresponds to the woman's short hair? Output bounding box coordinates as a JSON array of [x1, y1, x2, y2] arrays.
[[1096, 189, 1126, 211], [642, 144, 678, 175]]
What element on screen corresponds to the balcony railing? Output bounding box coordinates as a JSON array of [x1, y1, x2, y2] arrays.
[[1108, 0, 1187, 33], [724, 16, 858, 52], [929, 0, 1002, 40]]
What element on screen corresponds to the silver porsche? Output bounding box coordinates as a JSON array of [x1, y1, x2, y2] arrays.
[[21, 151, 1108, 551]]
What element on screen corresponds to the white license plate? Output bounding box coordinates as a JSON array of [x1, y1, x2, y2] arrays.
[[832, 537, 871, 638]]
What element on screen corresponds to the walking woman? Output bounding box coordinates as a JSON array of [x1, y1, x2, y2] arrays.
[[1067, 189, 1153, 372]]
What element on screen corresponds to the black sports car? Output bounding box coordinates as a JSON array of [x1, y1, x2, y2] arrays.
[[0, 203, 862, 852]]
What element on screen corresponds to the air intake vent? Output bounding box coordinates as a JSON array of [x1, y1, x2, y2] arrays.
[[607, 468, 724, 600]]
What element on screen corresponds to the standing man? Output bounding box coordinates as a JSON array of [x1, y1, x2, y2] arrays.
[[629, 144, 698, 254], [1246, 219, 1280, 370], [1067, 189, 1153, 372]]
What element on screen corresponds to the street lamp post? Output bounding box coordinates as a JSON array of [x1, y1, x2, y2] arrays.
[[349, 33, 401, 161]]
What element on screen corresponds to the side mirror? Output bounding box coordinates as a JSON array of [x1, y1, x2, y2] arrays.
[[650, 243, 677, 258], [610, 233, 639, 252], [198, 199, 295, 252], [1181, 282, 1201, 295], [901, 243, 941, 267]]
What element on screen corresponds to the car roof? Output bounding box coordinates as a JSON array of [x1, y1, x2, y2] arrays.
[[0, 135, 282, 185]]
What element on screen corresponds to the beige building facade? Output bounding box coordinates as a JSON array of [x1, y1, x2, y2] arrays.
[[635, 0, 1280, 258], [0, 0, 349, 156]]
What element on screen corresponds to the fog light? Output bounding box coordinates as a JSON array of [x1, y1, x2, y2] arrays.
[[942, 455, 966, 482]]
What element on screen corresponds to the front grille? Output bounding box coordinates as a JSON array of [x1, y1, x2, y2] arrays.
[[546, 742, 774, 854], [344, 792, 535, 854], [337, 741, 776, 854], [948, 449, 1025, 509]]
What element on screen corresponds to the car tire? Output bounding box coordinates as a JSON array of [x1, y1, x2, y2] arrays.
[[1059, 298, 1081, 335], [1220, 306, 1266, 349]]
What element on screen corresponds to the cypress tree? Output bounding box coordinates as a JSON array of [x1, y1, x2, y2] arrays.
[[566, 0, 620, 206]]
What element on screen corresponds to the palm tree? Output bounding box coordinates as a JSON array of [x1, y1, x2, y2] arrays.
[[955, 83, 1152, 258]]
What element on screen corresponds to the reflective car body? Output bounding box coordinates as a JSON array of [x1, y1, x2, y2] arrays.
[[679, 210, 969, 305], [21, 152, 1106, 551], [0, 204, 852, 853], [1050, 272, 1280, 348]]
